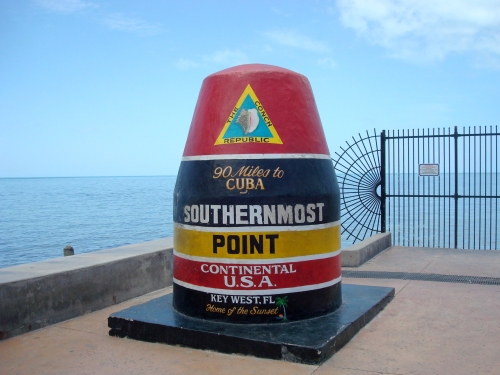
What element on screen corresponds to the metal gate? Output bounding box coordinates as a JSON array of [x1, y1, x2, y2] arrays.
[[333, 126, 499, 250]]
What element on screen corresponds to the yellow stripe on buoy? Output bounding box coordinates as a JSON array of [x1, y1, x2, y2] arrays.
[[174, 223, 341, 259]]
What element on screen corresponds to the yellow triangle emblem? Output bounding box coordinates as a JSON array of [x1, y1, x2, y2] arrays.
[[214, 84, 283, 145]]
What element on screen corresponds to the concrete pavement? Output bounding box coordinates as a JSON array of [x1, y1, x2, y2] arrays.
[[1, 246, 500, 375]]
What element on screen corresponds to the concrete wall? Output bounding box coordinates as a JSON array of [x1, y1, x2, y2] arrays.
[[0, 238, 173, 340], [341, 233, 392, 267]]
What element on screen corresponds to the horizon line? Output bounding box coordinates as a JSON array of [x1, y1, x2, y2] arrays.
[[0, 175, 178, 179]]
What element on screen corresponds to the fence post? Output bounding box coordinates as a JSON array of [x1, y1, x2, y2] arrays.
[[380, 130, 386, 233], [453, 126, 459, 249]]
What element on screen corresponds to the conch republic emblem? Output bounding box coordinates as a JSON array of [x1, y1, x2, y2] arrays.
[[214, 84, 283, 145], [173, 64, 341, 323]]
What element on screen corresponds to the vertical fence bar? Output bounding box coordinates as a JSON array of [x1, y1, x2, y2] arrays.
[[412, 129, 416, 247], [483, 126, 486, 248], [462, 126, 465, 249], [417, 128, 420, 246], [428, 128, 431, 247], [392, 130, 395, 244], [454, 126, 459, 249], [491, 126, 494, 249], [482, 127, 485, 249], [479, 126, 482, 248], [402, 130, 406, 245], [432, 128, 436, 247], [468, 127, 472, 250], [380, 130, 386, 233], [397, 129, 400, 245], [496, 125, 498, 250], [450, 127, 453, 248], [473, 126, 477, 249], [407, 131, 411, 246]]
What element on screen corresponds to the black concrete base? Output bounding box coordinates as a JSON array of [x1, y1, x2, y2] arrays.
[[108, 284, 394, 365]]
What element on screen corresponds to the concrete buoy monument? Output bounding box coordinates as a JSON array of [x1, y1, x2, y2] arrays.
[[109, 64, 395, 364], [173, 64, 341, 322]]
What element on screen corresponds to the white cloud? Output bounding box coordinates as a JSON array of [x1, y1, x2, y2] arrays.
[[35, 0, 97, 13], [102, 13, 162, 35], [263, 29, 329, 52], [336, 0, 500, 62], [175, 58, 202, 70], [271, 7, 292, 17], [174, 49, 249, 70], [318, 57, 337, 68], [203, 49, 249, 65], [474, 54, 500, 69]]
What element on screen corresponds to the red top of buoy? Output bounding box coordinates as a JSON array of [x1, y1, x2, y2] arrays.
[[183, 64, 330, 157]]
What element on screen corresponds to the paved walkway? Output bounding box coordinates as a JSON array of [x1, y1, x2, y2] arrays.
[[1, 246, 500, 375]]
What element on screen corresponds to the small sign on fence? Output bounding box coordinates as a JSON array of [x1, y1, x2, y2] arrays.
[[419, 164, 439, 176]]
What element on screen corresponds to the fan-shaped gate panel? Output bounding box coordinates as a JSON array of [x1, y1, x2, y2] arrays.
[[333, 130, 382, 245]]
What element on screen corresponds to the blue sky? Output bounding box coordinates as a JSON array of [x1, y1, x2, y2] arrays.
[[1, 0, 499, 177]]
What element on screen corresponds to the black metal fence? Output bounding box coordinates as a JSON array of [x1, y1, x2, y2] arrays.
[[333, 126, 499, 250]]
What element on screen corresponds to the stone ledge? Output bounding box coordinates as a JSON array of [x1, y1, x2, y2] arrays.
[[0, 238, 173, 340], [341, 233, 392, 267]]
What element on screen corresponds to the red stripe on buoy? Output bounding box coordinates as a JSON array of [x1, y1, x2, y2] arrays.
[[173, 254, 341, 292]]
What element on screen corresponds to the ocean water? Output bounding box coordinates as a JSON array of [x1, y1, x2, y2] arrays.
[[0, 176, 175, 269], [0, 176, 352, 269], [385, 173, 499, 250]]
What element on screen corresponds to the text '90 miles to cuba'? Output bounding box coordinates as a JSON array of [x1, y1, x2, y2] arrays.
[[212, 165, 283, 194]]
